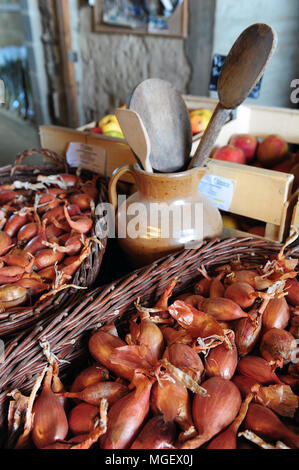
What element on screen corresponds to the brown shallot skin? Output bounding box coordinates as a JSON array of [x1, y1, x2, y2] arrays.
[[160, 325, 193, 347], [0, 266, 25, 283], [285, 279, 299, 306], [64, 204, 92, 234], [88, 331, 128, 378], [0, 285, 27, 308], [24, 234, 47, 255], [1, 253, 34, 272], [194, 277, 211, 297], [88, 331, 150, 383], [206, 394, 253, 449], [163, 343, 204, 383], [130, 416, 176, 449], [201, 297, 248, 321], [232, 375, 260, 398], [34, 249, 65, 270], [251, 383, 299, 418], [180, 377, 241, 449], [100, 374, 154, 449], [17, 222, 38, 243], [234, 308, 263, 357], [205, 330, 238, 380], [69, 193, 93, 210], [262, 297, 290, 331], [226, 270, 257, 287], [63, 381, 129, 406], [0, 231, 12, 255], [0, 190, 18, 205], [224, 282, 256, 309], [244, 403, 299, 448], [151, 374, 195, 438], [70, 365, 109, 393], [128, 318, 164, 365], [180, 294, 204, 310], [168, 301, 227, 343], [15, 277, 48, 296], [259, 328, 297, 368], [32, 368, 68, 449], [68, 403, 99, 436], [237, 355, 282, 385], [4, 213, 27, 237], [209, 275, 225, 298]]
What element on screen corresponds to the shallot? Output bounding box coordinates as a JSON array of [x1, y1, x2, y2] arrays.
[[259, 328, 297, 368], [100, 373, 154, 449], [244, 403, 299, 448], [237, 355, 282, 385], [31, 367, 68, 448], [130, 415, 176, 449], [180, 376, 241, 449]]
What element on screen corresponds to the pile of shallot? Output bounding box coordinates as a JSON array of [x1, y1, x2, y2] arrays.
[[7, 232, 299, 449], [0, 172, 99, 311]]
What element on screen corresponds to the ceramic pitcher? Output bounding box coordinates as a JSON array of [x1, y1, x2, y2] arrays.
[[108, 163, 223, 267]]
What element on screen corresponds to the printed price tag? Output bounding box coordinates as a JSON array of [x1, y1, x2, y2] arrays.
[[66, 142, 106, 175], [198, 173, 235, 211]]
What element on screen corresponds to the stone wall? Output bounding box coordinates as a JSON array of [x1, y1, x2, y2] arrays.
[[0, 9, 24, 48], [78, 5, 192, 122]]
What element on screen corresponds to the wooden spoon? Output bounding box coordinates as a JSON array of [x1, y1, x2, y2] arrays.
[[189, 23, 277, 169], [128, 78, 193, 173], [115, 108, 153, 173]]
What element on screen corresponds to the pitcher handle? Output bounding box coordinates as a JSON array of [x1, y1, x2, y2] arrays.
[[108, 164, 136, 211]]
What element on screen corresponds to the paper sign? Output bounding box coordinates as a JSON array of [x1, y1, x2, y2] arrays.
[[66, 142, 106, 175], [198, 173, 235, 211]]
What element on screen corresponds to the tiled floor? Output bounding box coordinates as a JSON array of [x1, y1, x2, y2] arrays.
[[0, 107, 41, 167]]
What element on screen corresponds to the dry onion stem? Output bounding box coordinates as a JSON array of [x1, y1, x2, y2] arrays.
[[157, 359, 208, 396], [238, 430, 290, 449]]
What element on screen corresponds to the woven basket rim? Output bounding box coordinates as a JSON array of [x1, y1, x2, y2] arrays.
[[0, 236, 298, 435], [0, 149, 108, 337]]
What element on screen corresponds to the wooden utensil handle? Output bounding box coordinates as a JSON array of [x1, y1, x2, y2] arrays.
[[188, 102, 231, 169]]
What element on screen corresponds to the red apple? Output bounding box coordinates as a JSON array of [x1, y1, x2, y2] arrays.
[[212, 145, 246, 164], [91, 127, 103, 134], [257, 134, 288, 167], [229, 134, 258, 162]]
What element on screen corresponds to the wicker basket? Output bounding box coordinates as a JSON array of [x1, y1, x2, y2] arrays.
[[1, 236, 298, 437], [0, 149, 108, 337]]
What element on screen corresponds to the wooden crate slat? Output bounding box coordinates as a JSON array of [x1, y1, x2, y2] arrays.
[[207, 159, 294, 226]]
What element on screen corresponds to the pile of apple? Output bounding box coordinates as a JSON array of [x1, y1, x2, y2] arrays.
[[212, 134, 299, 194], [189, 108, 212, 136], [86, 109, 125, 139]]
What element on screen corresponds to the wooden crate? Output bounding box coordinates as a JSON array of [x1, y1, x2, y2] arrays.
[[39, 97, 299, 243], [204, 101, 299, 242], [39, 124, 136, 183], [206, 159, 294, 242], [290, 190, 299, 232], [214, 103, 299, 147], [78, 95, 222, 156]]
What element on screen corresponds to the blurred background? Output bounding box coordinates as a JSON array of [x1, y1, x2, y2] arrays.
[[0, 0, 299, 164]]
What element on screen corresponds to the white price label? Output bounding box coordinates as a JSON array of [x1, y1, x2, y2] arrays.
[[198, 173, 235, 211], [66, 142, 106, 175]]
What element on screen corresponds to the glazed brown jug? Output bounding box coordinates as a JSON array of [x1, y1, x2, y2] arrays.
[[108, 164, 223, 267]]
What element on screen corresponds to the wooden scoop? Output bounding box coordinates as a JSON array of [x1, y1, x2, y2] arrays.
[[189, 23, 277, 169], [115, 108, 153, 173], [128, 78, 193, 173]]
